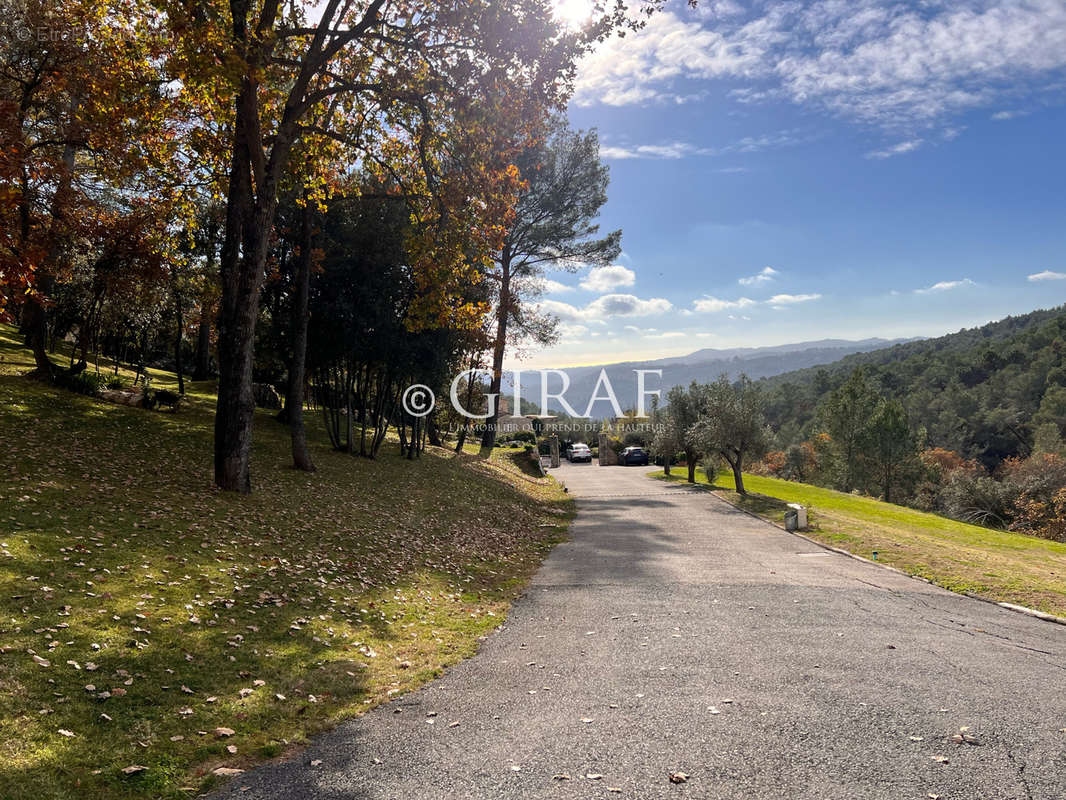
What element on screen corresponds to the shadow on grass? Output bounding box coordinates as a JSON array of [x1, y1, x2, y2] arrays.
[[0, 362, 573, 799]]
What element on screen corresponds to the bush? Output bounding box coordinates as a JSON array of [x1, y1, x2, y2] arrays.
[[511, 430, 536, 444], [105, 377, 127, 390], [54, 370, 109, 396], [938, 472, 1014, 527], [1003, 454, 1066, 541]]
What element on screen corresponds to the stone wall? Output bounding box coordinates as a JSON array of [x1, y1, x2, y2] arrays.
[[597, 433, 618, 466]]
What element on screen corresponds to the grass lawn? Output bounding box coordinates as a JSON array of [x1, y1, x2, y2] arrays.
[[0, 325, 572, 799], [654, 468, 1066, 618]]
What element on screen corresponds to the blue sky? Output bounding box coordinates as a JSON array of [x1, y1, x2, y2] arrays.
[[521, 0, 1066, 367]]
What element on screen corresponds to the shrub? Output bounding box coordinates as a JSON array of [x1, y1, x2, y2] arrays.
[[752, 450, 785, 477], [1004, 454, 1066, 541], [54, 370, 109, 396], [938, 472, 1014, 527], [782, 442, 816, 482], [511, 430, 536, 444]]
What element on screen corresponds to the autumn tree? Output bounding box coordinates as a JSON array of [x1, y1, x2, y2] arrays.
[[163, 0, 637, 492], [0, 0, 175, 375], [479, 119, 621, 453]]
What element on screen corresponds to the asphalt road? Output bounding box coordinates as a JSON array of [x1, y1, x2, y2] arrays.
[[216, 463, 1066, 800]]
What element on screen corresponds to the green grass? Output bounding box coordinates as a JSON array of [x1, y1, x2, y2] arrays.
[[654, 468, 1066, 617], [0, 325, 573, 799]]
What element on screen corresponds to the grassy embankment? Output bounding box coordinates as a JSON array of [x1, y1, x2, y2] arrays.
[[0, 324, 572, 799], [654, 468, 1066, 617]]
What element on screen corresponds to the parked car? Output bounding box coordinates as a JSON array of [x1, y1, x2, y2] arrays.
[[620, 446, 649, 466], [567, 443, 593, 463]]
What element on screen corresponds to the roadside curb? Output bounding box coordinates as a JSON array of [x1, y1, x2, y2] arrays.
[[697, 482, 1066, 629]]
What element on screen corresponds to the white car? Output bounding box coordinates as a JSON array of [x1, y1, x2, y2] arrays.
[[567, 443, 592, 463]]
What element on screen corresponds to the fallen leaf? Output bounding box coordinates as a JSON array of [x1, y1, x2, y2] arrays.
[[57, 729, 75, 737], [668, 772, 689, 784], [214, 727, 236, 738], [213, 767, 244, 776], [586, 773, 603, 780], [121, 765, 148, 776]]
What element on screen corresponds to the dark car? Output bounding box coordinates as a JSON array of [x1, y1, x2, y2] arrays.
[[620, 446, 649, 466]]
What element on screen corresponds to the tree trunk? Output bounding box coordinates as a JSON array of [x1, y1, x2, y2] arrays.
[[454, 350, 481, 453], [287, 195, 315, 472], [687, 452, 696, 484], [731, 453, 746, 495], [427, 416, 442, 447], [479, 256, 510, 455], [213, 73, 292, 492], [19, 106, 76, 378], [193, 306, 211, 380], [172, 264, 186, 395], [193, 214, 218, 381]]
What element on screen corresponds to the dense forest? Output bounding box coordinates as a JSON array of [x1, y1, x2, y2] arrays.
[[762, 306, 1066, 466], [751, 306, 1066, 539]]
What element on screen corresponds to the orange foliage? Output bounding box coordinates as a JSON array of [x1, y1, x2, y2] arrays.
[[920, 447, 981, 481]]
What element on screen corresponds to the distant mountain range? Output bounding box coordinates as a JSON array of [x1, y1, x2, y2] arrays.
[[505, 337, 917, 418]]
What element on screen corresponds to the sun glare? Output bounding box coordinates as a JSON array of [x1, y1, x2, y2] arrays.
[[552, 0, 597, 28]]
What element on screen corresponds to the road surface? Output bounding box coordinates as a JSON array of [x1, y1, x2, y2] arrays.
[[216, 463, 1066, 799]]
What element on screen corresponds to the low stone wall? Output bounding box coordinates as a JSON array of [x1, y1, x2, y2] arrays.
[[98, 388, 145, 407]]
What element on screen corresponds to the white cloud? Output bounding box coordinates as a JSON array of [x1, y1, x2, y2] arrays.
[[575, 1, 1066, 130], [586, 293, 672, 318], [599, 142, 708, 160], [738, 266, 779, 286], [557, 323, 589, 342], [537, 293, 672, 325], [540, 278, 575, 293], [767, 293, 821, 305], [992, 109, 1029, 120], [580, 265, 636, 292], [600, 131, 805, 161], [866, 139, 923, 159], [523, 277, 575, 294], [693, 292, 820, 313], [1028, 270, 1066, 281], [537, 299, 584, 323], [914, 278, 978, 294], [693, 295, 757, 313]]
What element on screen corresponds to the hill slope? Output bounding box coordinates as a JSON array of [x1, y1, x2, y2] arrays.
[[761, 305, 1066, 467], [508, 337, 912, 417], [0, 325, 570, 800]]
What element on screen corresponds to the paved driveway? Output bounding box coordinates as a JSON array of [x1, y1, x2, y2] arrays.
[[217, 463, 1066, 799]]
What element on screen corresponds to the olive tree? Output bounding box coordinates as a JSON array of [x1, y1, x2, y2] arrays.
[[690, 375, 770, 495]]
